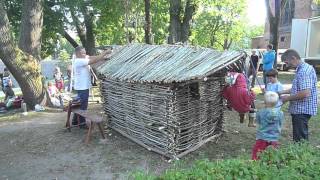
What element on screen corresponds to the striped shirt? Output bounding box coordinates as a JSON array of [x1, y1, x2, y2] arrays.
[[289, 62, 318, 116]]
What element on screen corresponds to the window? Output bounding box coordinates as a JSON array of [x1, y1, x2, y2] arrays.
[[280, 0, 295, 26]]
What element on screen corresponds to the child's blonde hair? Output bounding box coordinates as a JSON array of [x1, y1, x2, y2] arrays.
[[264, 91, 279, 107]]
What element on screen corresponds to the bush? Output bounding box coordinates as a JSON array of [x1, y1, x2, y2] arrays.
[[133, 143, 320, 180]]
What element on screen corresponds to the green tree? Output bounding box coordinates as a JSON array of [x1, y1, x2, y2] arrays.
[[59, 50, 70, 62], [0, 0, 51, 108], [168, 0, 197, 44], [191, 0, 246, 50], [94, 0, 141, 45], [151, 1, 169, 44], [265, 0, 290, 65], [144, 0, 152, 44], [265, 0, 280, 63], [232, 25, 264, 50], [4, 0, 68, 58]]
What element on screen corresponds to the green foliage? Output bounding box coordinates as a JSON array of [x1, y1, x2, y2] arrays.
[[59, 37, 75, 55], [4, 0, 263, 57], [94, 0, 143, 45], [93, 0, 169, 45], [57, 39, 72, 73], [41, 1, 65, 58], [134, 143, 320, 179], [4, 0, 66, 58], [191, 0, 247, 50], [4, 0, 22, 38], [151, 1, 169, 44], [59, 49, 70, 61], [232, 25, 264, 50]]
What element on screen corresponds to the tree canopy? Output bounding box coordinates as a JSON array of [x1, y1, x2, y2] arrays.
[[1, 0, 266, 107], [5, 0, 261, 58], [191, 0, 247, 50]]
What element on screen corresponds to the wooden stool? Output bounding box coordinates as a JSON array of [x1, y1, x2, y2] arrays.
[[65, 101, 105, 144], [72, 109, 106, 144]]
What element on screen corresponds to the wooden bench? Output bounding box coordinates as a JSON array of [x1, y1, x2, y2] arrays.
[[66, 101, 105, 144]]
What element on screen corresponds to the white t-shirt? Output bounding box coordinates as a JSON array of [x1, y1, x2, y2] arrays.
[[73, 58, 91, 90]]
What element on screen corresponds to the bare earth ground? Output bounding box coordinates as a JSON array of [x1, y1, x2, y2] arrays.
[[0, 71, 319, 180]]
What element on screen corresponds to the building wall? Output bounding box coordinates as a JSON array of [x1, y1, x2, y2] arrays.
[[294, 0, 313, 19], [278, 32, 291, 49], [254, 0, 314, 49], [251, 36, 267, 49]]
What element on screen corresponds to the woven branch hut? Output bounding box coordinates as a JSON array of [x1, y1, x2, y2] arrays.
[[95, 44, 246, 159]]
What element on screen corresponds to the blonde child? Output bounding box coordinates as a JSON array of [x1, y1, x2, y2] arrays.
[[252, 91, 284, 160]]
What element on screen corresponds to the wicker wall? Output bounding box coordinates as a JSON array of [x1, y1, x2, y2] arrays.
[[100, 76, 225, 158]]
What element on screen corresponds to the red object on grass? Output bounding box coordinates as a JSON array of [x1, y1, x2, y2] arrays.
[[12, 96, 23, 108], [251, 139, 279, 160]]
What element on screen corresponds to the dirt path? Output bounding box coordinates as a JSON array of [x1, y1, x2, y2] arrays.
[[0, 107, 263, 180], [0, 110, 170, 180], [0, 106, 307, 180]]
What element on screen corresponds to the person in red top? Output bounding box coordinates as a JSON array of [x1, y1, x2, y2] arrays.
[[222, 72, 256, 127]]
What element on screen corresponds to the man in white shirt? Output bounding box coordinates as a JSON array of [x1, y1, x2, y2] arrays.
[[73, 46, 112, 127]]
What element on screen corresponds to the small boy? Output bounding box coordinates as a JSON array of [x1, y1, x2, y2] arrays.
[[264, 69, 283, 109], [222, 72, 256, 127], [252, 91, 284, 160]]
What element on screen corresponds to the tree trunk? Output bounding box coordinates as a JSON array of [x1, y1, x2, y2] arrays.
[[181, 0, 195, 43], [18, 0, 43, 61], [223, 39, 233, 50], [265, 0, 280, 66], [81, 5, 96, 55], [168, 0, 195, 44], [0, 0, 50, 109], [63, 30, 79, 48], [70, 8, 87, 48], [144, 0, 152, 44], [70, 5, 96, 55], [168, 0, 182, 44]]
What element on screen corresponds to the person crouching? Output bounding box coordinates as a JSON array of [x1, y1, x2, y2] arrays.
[[251, 91, 284, 160], [222, 72, 256, 127]]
